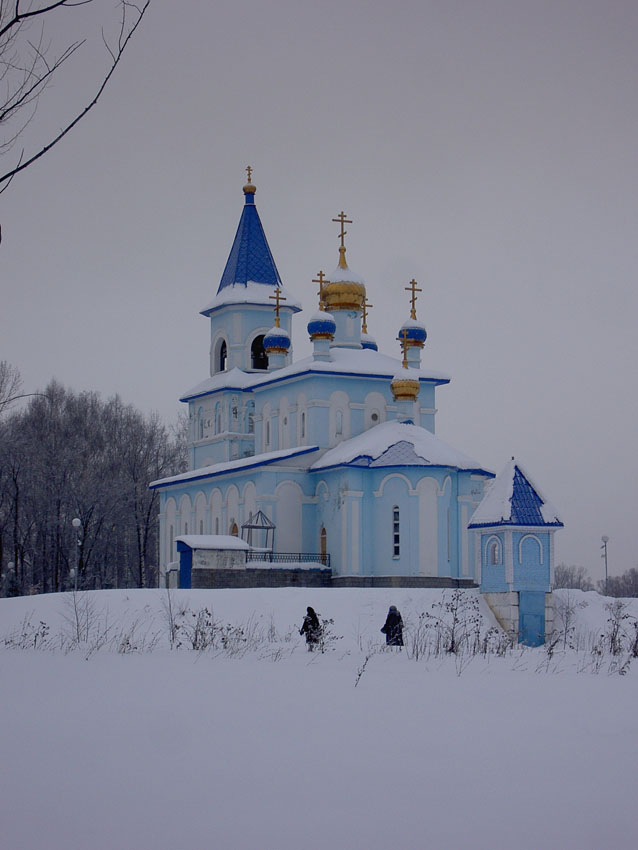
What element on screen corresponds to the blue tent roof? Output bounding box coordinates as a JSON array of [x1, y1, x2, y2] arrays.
[[217, 187, 282, 292], [468, 460, 563, 528]]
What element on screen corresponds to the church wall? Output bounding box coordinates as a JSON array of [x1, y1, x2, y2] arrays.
[[512, 531, 551, 591]]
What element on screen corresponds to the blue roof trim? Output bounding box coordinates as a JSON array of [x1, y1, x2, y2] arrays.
[[217, 193, 281, 292], [310, 462, 494, 476], [469, 521, 564, 529], [149, 446, 320, 489], [250, 369, 450, 391], [179, 384, 254, 403]]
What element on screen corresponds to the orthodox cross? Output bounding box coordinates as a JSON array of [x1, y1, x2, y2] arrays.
[[362, 295, 373, 334], [269, 287, 286, 327], [332, 210, 352, 248], [405, 278, 422, 320], [245, 165, 253, 184], [397, 327, 409, 369], [312, 270, 329, 309]]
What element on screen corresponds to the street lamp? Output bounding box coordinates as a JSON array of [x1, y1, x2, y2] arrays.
[[601, 535, 609, 596], [72, 518, 82, 591]]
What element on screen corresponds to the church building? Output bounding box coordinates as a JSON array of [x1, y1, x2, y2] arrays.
[[150, 172, 563, 645]]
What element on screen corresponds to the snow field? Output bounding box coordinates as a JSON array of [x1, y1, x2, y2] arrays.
[[1, 588, 637, 850]]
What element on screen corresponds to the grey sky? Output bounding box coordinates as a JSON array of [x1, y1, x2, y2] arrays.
[[2, 0, 637, 582]]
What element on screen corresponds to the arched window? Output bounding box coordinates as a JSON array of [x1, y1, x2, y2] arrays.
[[265, 419, 270, 447], [230, 521, 239, 537], [199, 520, 204, 534], [219, 340, 227, 372], [169, 525, 174, 558], [215, 404, 222, 434], [215, 517, 219, 534], [336, 410, 343, 436], [320, 527, 327, 563], [197, 407, 204, 440], [251, 335, 268, 370], [392, 506, 400, 557], [301, 411, 306, 440], [486, 537, 501, 566]]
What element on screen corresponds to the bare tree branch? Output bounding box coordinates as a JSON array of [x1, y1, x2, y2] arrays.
[[0, 0, 151, 194]]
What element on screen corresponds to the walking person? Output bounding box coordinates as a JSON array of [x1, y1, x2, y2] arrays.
[[381, 605, 404, 647], [300, 606, 322, 651]]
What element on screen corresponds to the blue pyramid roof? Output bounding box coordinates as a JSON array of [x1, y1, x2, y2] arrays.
[[468, 460, 563, 528], [217, 186, 281, 292]]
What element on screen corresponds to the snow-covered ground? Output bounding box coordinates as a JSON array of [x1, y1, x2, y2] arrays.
[[1, 587, 637, 850]]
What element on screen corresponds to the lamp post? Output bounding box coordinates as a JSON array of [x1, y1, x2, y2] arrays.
[[71, 518, 82, 591], [601, 535, 609, 596]]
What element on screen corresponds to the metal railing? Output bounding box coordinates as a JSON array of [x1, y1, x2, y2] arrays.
[[246, 552, 330, 568]]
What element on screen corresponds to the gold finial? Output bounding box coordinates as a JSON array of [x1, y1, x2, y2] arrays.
[[362, 295, 373, 334], [312, 271, 329, 310], [405, 278, 422, 321], [269, 286, 286, 328], [332, 210, 352, 269], [397, 328, 409, 369], [243, 165, 256, 194]]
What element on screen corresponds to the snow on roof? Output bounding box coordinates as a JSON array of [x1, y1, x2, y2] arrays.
[[468, 459, 563, 528], [176, 535, 250, 550], [149, 445, 320, 489], [200, 281, 302, 316], [181, 346, 450, 401], [310, 420, 491, 473]]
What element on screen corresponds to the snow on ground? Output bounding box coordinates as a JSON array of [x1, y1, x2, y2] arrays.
[[1, 588, 637, 850]]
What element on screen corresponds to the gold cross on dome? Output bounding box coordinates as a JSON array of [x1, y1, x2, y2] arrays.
[[269, 286, 286, 327], [245, 165, 253, 183], [312, 270, 329, 309], [405, 278, 422, 320], [332, 211, 352, 249], [362, 295, 374, 334], [396, 327, 409, 369]]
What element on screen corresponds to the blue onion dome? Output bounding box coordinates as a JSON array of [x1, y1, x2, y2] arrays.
[[263, 325, 291, 352], [399, 317, 427, 347], [361, 331, 378, 351], [307, 310, 336, 340]]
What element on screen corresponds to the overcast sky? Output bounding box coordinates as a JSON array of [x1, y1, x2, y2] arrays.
[[2, 0, 637, 582]]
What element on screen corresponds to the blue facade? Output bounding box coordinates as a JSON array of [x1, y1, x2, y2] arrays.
[[151, 179, 561, 645]]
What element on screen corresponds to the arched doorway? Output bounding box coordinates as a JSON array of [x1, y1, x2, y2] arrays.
[[320, 527, 327, 564]]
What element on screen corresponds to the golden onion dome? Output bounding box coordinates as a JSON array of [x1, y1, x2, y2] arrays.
[[322, 248, 366, 312], [391, 371, 420, 402]]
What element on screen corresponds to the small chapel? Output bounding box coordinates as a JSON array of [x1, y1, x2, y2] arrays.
[[150, 171, 563, 645]]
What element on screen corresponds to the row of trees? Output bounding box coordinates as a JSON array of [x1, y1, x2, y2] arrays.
[[554, 564, 638, 598], [0, 370, 186, 595]]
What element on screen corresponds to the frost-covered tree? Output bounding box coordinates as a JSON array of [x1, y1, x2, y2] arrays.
[[0, 381, 186, 595]]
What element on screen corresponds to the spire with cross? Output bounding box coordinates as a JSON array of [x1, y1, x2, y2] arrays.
[[312, 270, 329, 310], [362, 295, 373, 334], [405, 278, 422, 321], [269, 286, 286, 328], [397, 327, 409, 369], [332, 210, 352, 269]]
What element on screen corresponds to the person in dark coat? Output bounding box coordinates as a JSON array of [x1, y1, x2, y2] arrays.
[[381, 605, 404, 647], [299, 606, 322, 650]]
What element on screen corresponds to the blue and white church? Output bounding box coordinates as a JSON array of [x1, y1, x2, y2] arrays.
[[150, 173, 563, 645]]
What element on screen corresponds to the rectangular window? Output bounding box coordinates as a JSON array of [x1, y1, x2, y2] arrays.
[[393, 507, 400, 557]]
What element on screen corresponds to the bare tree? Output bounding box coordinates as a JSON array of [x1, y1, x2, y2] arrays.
[[554, 564, 594, 591], [0, 0, 151, 209], [0, 360, 22, 414]]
